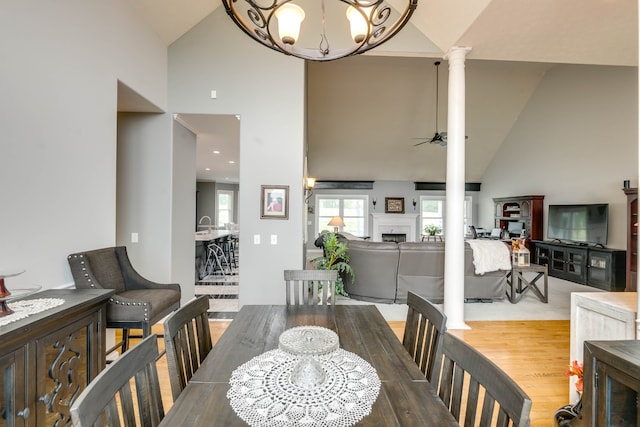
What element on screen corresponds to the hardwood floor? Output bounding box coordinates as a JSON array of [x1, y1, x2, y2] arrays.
[[144, 319, 569, 427]]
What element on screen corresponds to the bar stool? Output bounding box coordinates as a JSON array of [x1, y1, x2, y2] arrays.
[[203, 242, 231, 277], [219, 235, 237, 269]]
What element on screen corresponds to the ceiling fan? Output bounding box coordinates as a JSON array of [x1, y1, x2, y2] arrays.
[[413, 61, 468, 147], [414, 61, 446, 147]]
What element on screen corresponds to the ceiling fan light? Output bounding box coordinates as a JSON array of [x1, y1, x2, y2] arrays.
[[346, 6, 369, 44], [275, 3, 305, 45]]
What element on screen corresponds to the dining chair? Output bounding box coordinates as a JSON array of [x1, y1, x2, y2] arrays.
[[70, 334, 165, 427], [163, 295, 213, 402], [434, 333, 532, 427], [402, 291, 447, 382], [284, 269, 338, 305], [68, 246, 181, 355]]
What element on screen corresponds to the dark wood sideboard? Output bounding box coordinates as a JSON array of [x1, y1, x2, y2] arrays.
[[0, 288, 114, 426], [623, 187, 637, 291], [532, 240, 625, 291], [579, 340, 640, 426]]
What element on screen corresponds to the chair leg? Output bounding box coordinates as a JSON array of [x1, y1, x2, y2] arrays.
[[122, 328, 130, 352]]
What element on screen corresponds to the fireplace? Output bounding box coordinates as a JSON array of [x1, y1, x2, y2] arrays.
[[370, 213, 419, 242], [382, 233, 406, 243]]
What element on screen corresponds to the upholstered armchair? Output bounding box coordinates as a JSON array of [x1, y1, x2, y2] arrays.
[[68, 246, 181, 354]]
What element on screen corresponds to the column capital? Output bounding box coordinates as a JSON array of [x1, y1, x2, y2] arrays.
[[445, 46, 472, 62]]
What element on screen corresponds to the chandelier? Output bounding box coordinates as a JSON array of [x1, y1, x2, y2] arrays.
[[222, 0, 418, 61]]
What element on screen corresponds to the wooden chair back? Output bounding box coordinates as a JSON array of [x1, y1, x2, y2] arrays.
[[434, 333, 532, 427], [402, 291, 447, 382], [163, 295, 213, 402], [284, 269, 338, 305], [70, 334, 164, 427]]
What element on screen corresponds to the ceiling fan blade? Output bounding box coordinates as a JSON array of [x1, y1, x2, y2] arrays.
[[413, 139, 432, 146]]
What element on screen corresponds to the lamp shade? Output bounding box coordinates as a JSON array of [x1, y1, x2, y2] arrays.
[[306, 177, 316, 189], [328, 216, 345, 233], [346, 6, 369, 43], [274, 3, 305, 45]]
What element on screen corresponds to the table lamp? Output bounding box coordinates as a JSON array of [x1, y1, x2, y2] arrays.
[[328, 216, 345, 233]]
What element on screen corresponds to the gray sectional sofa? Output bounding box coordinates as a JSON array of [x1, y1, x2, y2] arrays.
[[342, 239, 508, 304]]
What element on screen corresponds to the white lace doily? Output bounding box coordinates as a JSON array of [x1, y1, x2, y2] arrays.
[[0, 298, 65, 327], [227, 348, 381, 427]]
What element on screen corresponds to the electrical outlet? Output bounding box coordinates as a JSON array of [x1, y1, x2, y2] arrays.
[[131, 232, 138, 243]]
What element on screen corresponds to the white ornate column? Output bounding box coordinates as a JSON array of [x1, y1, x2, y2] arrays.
[[444, 46, 472, 330]]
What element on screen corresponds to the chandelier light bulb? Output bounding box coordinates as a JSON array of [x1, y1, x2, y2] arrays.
[[346, 6, 368, 43], [274, 3, 305, 45]]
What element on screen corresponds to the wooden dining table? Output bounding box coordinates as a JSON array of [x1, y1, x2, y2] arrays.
[[158, 304, 458, 426]]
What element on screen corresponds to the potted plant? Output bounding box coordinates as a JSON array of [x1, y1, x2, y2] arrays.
[[311, 233, 355, 297], [424, 224, 442, 236]]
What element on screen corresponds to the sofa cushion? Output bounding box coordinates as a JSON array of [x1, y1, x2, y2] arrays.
[[344, 240, 399, 303], [397, 242, 445, 303]]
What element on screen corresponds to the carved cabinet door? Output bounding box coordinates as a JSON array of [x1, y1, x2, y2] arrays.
[[35, 312, 100, 427], [0, 348, 30, 427]]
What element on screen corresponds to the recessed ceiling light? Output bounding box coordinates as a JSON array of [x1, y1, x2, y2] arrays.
[[205, 168, 211, 171], [228, 160, 235, 164], [213, 150, 220, 154]]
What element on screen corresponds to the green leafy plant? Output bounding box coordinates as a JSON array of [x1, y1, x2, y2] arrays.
[[311, 233, 355, 297], [424, 224, 442, 235]]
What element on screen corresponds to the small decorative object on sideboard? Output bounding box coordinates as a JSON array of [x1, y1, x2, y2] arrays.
[[0, 269, 26, 317]]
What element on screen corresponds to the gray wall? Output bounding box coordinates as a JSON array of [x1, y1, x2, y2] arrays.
[[196, 182, 217, 228], [305, 180, 480, 247], [196, 181, 240, 228], [480, 64, 638, 250], [171, 121, 198, 303], [1, 2, 168, 288], [117, 113, 172, 279], [169, 8, 306, 305]]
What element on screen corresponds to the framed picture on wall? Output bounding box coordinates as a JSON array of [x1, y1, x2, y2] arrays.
[[261, 185, 289, 219], [385, 197, 405, 213]]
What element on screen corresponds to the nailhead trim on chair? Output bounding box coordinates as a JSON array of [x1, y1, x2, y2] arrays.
[[108, 299, 150, 321], [68, 254, 97, 288]]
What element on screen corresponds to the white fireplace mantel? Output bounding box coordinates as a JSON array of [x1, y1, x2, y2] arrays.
[[370, 213, 419, 242]]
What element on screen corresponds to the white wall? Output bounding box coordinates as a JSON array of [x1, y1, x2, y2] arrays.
[[480, 64, 638, 250], [168, 8, 306, 305], [0, 1, 167, 287]]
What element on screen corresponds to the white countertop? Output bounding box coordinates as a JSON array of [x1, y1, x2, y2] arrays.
[[195, 230, 237, 241]]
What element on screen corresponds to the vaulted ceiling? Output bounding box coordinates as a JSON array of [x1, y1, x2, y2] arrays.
[[127, 0, 638, 183]]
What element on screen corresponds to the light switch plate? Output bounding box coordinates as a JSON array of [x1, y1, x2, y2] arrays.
[[271, 235, 277, 245], [253, 234, 260, 245]]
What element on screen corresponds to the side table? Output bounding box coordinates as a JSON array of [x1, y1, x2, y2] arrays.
[[506, 264, 548, 303]]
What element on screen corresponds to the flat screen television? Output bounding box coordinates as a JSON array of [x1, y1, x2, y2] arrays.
[[547, 204, 608, 246]]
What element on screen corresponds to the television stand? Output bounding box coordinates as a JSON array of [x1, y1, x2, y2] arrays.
[[532, 240, 626, 291]]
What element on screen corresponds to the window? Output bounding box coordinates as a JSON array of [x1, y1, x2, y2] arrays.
[[217, 190, 234, 227], [420, 196, 472, 235], [316, 196, 368, 236]]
